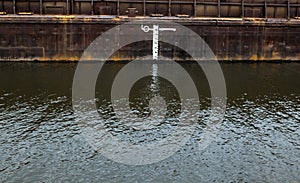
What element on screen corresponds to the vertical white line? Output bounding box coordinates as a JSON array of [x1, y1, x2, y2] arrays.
[[150, 63, 159, 93], [153, 25, 159, 61], [152, 25, 158, 92]]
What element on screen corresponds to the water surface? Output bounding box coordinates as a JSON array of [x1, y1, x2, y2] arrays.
[[0, 62, 299, 182]]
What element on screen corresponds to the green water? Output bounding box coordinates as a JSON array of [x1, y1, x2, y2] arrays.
[[0, 62, 299, 182]]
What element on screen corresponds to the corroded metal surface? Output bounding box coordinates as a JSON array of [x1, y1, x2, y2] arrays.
[[0, 0, 299, 18], [0, 15, 299, 61]]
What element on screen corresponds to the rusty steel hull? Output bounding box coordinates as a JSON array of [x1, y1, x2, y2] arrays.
[[1, 0, 300, 18], [0, 15, 300, 61]]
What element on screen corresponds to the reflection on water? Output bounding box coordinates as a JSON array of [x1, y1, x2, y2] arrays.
[[0, 62, 299, 182]]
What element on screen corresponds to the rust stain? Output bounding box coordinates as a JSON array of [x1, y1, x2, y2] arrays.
[[83, 18, 91, 22], [54, 15, 75, 19], [54, 15, 75, 23], [40, 55, 80, 62], [250, 55, 259, 61], [0, 16, 300, 62]]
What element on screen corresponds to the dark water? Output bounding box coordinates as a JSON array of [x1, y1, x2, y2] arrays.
[[0, 62, 299, 182]]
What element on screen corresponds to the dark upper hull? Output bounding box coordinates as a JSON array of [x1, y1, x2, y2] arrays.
[[0, 0, 299, 18]]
